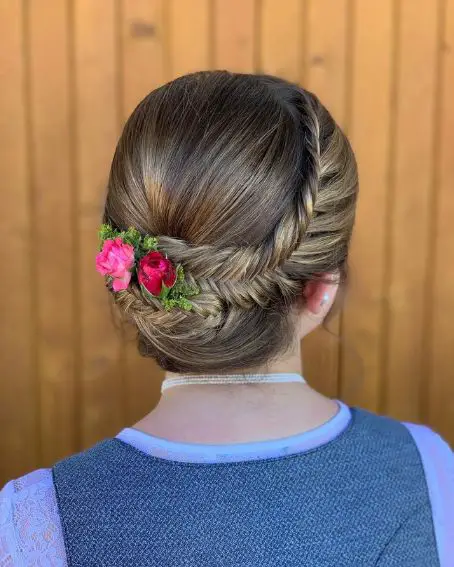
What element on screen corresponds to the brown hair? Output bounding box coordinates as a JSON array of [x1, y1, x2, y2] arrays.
[[103, 71, 358, 373]]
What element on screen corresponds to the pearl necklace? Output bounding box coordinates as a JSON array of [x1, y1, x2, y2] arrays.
[[161, 373, 306, 393]]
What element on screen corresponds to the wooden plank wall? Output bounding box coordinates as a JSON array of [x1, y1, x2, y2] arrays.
[[0, 0, 453, 484]]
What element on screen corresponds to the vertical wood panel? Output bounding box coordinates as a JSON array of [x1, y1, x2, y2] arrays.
[[0, 0, 37, 481], [214, 0, 256, 72], [121, 0, 165, 422], [304, 0, 348, 125], [74, 0, 125, 446], [428, 0, 454, 444], [385, 0, 439, 421], [1, 0, 454, 483], [168, 0, 211, 79], [302, 0, 349, 398], [121, 0, 165, 117], [259, 0, 303, 82], [340, 1, 393, 410], [27, 0, 75, 465]]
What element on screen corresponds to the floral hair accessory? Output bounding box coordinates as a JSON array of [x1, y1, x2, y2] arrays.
[[96, 224, 199, 311], [95, 237, 135, 291]]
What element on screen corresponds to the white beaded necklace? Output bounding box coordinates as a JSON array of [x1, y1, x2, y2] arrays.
[[161, 372, 306, 393]]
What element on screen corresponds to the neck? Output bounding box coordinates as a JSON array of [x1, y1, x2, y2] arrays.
[[133, 344, 338, 444]]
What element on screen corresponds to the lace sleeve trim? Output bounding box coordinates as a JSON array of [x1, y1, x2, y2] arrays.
[[0, 468, 68, 566]]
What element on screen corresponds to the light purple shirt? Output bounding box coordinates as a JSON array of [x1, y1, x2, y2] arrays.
[[0, 402, 452, 566]]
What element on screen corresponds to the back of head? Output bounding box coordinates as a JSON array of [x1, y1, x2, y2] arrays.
[[103, 71, 358, 373]]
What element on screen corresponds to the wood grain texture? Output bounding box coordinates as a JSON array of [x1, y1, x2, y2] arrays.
[[428, 0, 454, 439], [1, 0, 454, 484], [214, 0, 256, 72], [259, 0, 303, 82], [0, 0, 37, 480], [73, 0, 125, 446], [121, 0, 166, 117], [27, 0, 76, 466], [304, 0, 348, 124], [168, 0, 211, 79], [384, 0, 439, 421], [340, 1, 394, 411]]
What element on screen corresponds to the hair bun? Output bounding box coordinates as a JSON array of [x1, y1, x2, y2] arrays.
[[102, 71, 358, 373]]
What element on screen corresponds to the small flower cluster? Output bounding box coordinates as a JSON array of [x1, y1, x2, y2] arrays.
[[95, 224, 199, 311]]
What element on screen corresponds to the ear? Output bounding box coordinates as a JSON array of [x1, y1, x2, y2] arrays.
[[303, 278, 336, 315], [299, 274, 339, 336]]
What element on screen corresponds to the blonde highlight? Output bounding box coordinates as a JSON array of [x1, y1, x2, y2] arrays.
[[103, 71, 358, 373]]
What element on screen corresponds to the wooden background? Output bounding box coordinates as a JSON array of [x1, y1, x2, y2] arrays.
[[1, 0, 453, 484]]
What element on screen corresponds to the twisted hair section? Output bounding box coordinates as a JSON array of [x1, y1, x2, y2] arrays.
[[102, 71, 358, 372]]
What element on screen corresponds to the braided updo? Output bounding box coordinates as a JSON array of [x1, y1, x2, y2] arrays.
[[103, 71, 358, 373]]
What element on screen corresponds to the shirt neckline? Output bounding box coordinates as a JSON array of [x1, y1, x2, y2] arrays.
[[116, 400, 352, 464]]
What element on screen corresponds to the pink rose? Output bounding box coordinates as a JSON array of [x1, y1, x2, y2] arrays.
[[138, 251, 177, 296], [96, 238, 135, 291]]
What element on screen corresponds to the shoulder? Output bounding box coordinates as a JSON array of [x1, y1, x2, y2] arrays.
[[0, 468, 67, 566], [351, 407, 452, 457], [351, 407, 453, 482], [353, 407, 453, 467], [402, 420, 454, 467], [351, 408, 454, 566], [402, 422, 454, 566], [54, 438, 139, 482]]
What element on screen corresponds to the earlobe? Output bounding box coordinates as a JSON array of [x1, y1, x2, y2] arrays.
[[303, 280, 328, 315], [299, 277, 339, 338], [303, 275, 338, 317], [310, 291, 330, 315]]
